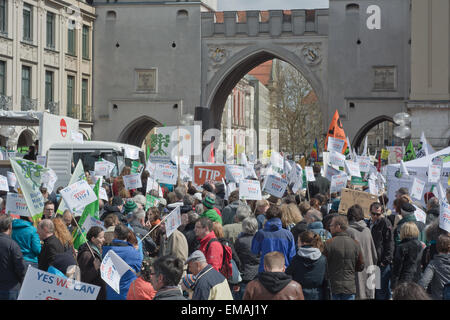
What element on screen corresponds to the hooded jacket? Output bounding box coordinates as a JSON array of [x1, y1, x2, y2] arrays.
[[11, 219, 41, 263], [419, 253, 450, 300], [243, 271, 304, 300], [199, 230, 224, 272], [391, 237, 424, 289], [222, 201, 240, 226], [346, 220, 378, 299], [251, 218, 296, 273], [286, 246, 327, 300]]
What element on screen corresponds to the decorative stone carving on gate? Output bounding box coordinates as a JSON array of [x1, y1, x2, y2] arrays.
[[300, 43, 322, 66]]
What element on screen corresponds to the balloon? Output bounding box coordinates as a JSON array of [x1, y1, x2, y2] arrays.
[[393, 112, 411, 126], [393, 125, 411, 139]]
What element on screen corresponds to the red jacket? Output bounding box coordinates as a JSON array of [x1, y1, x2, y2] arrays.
[[199, 230, 223, 272], [126, 277, 156, 300]]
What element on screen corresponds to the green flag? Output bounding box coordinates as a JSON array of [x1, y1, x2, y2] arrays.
[[146, 145, 151, 161], [72, 179, 100, 250], [145, 194, 160, 211], [403, 140, 416, 162]]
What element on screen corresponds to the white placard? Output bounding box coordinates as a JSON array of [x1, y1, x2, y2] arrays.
[[305, 166, 316, 182], [36, 155, 47, 167], [0, 175, 9, 192], [288, 164, 303, 185], [6, 192, 29, 217], [123, 173, 142, 190], [239, 179, 262, 200], [226, 165, 245, 183], [18, 266, 100, 300], [327, 136, 345, 153], [243, 165, 257, 179], [101, 249, 133, 294], [164, 206, 182, 238], [428, 164, 442, 183], [94, 161, 110, 178], [330, 174, 348, 194], [7, 171, 16, 187], [42, 168, 58, 194], [71, 130, 84, 143], [101, 159, 116, 174], [125, 147, 140, 160], [413, 205, 427, 224], [270, 151, 284, 174], [154, 163, 178, 185], [345, 160, 361, 177], [82, 216, 106, 233], [263, 175, 288, 198], [440, 202, 450, 233], [357, 156, 371, 173], [368, 178, 379, 196], [99, 187, 108, 201], [60, 180, 98, 215], [410, 177, 426, 201], [329, 151, 346, 167]]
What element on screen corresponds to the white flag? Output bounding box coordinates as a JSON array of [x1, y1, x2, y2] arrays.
[[362, 136, 368, 156], [400, 160, 410, 178], [101, 249, 133, 294], [164, 206, 182, 238]]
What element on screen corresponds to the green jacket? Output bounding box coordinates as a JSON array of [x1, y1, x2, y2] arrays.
[[394, 214, 426, 245], [200, 208, 223, 225]]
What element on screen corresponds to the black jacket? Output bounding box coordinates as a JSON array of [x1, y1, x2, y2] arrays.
[[0, 233, 26, 291], [101, 204, 126, 223], [38, 234, 65, 271], [286, 246, 327, 300], [129, 220, 156, 255], [369, 217, 394, 266], [308, 174, 330, 198], [182, 222, 199, 255], [153, 287, 186, 300], [77, 242, 107, 300], [234, 233, 260, 282], [391, 237, 424, 289]]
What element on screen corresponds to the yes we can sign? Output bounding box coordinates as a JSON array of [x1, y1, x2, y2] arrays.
[[60, 180, 98, 215]]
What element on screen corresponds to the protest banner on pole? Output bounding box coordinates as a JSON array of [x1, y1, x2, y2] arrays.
[[262, 175, 288, 198], [428, 164, 442, 183], [193, 164, 226, 186], [164, 206, 182, 238], [243, 164, 258, 179], [357, 156, 371, 173], [345, 160, 361, 177], [60, 180, 98, 215], [410, 177, 426, 201], [101, 249, 134, 294], [123, 173, 142, 190], [82, 216, 106, 233], [304, 166, 316, 182], [57, 160, 86, 215], [327, 137, 345, 154], [6, 192, 29, 217], [329, 151, 346, 168], [0, 175, 9, 192], [239, 179, 262, 200], [155, 163, 178, 185], [10, 158, 48, 222], [330, 174, 348, 194], [94, 161, 110, 178], [18, 265, 100, 300], [439, 201, 450, 233], [226, 165, 245, 183], [368, 178, 379, 196], [270, 151, 284, 175], [413, 205, 427, 224]]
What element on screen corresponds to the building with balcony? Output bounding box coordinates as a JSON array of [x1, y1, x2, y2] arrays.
[[0, 0, 95, 148]]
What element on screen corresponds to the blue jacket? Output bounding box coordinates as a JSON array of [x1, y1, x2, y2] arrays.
[[251, 218, 296, 273], [11, 219, 41, 263], [102, 239, 143, 300]]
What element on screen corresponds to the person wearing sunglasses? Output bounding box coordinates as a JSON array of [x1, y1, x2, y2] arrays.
[[368, 202, 394, 300]]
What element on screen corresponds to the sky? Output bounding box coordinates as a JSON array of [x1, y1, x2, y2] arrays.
[[217, 0, 329, 11]]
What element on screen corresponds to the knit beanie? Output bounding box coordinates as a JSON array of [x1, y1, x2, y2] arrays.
[[202, 196, 215, 209], [182, 274, 197, 290], [124, 200, 137, 213]]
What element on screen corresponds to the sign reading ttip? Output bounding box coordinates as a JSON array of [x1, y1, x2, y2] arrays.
[[193, 164, 226, 186]]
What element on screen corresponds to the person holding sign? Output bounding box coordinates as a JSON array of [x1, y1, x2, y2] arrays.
[[307, 164, 330, 199], [102, 224, 143, 300], [0, 215, 26, 300]]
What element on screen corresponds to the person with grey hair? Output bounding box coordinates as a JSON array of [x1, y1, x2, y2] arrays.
[[223, 205, 251, 244], [174, 186, 186, 202], [37, 218, 65, 272], [133, 194, 147, 210], [304, 208, 323, 224], [222, 190, 241, 226], [426, 196, 440, 226], [0, 215, 26, 300], [234, 217, 260, 300], [129, 208, 156, 257]]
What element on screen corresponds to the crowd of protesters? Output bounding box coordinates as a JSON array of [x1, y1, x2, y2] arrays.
[[0, 162, 450, 301]]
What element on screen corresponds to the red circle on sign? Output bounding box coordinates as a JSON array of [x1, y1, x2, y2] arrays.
[[60, 118, 67, 137]]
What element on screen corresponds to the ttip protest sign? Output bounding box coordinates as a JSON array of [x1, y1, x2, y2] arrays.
[[60, 180, 98, 215], [193, 164, 226, 186]]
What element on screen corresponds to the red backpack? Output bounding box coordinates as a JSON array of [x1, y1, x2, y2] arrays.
[[205, 238, 233, 279]]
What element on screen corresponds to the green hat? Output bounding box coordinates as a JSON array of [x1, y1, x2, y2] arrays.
[[124, 200, 137, 213], [202, 196, 215, 209]]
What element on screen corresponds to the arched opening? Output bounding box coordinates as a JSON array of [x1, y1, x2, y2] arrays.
[[118, 116, 161, 147], [353, 116, 402, 155], [208, 49, 323, 163], [17, 129, 34, 148]]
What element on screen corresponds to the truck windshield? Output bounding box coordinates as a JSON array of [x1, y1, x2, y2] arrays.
[[73, 151, 120, 177]]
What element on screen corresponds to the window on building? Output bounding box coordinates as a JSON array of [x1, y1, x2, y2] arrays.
[[46, 12, 55, 49], [23, 3, 33, 42], [45, 70, 53, 105], [82, 78, 88, 119], [0, 0, 7, 35], [67, 75, 75, 116], [68, 28, 76, 55], [0, 60, 5, 95], [82, 25, 89, 59], [21, 66, 31, 99]]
